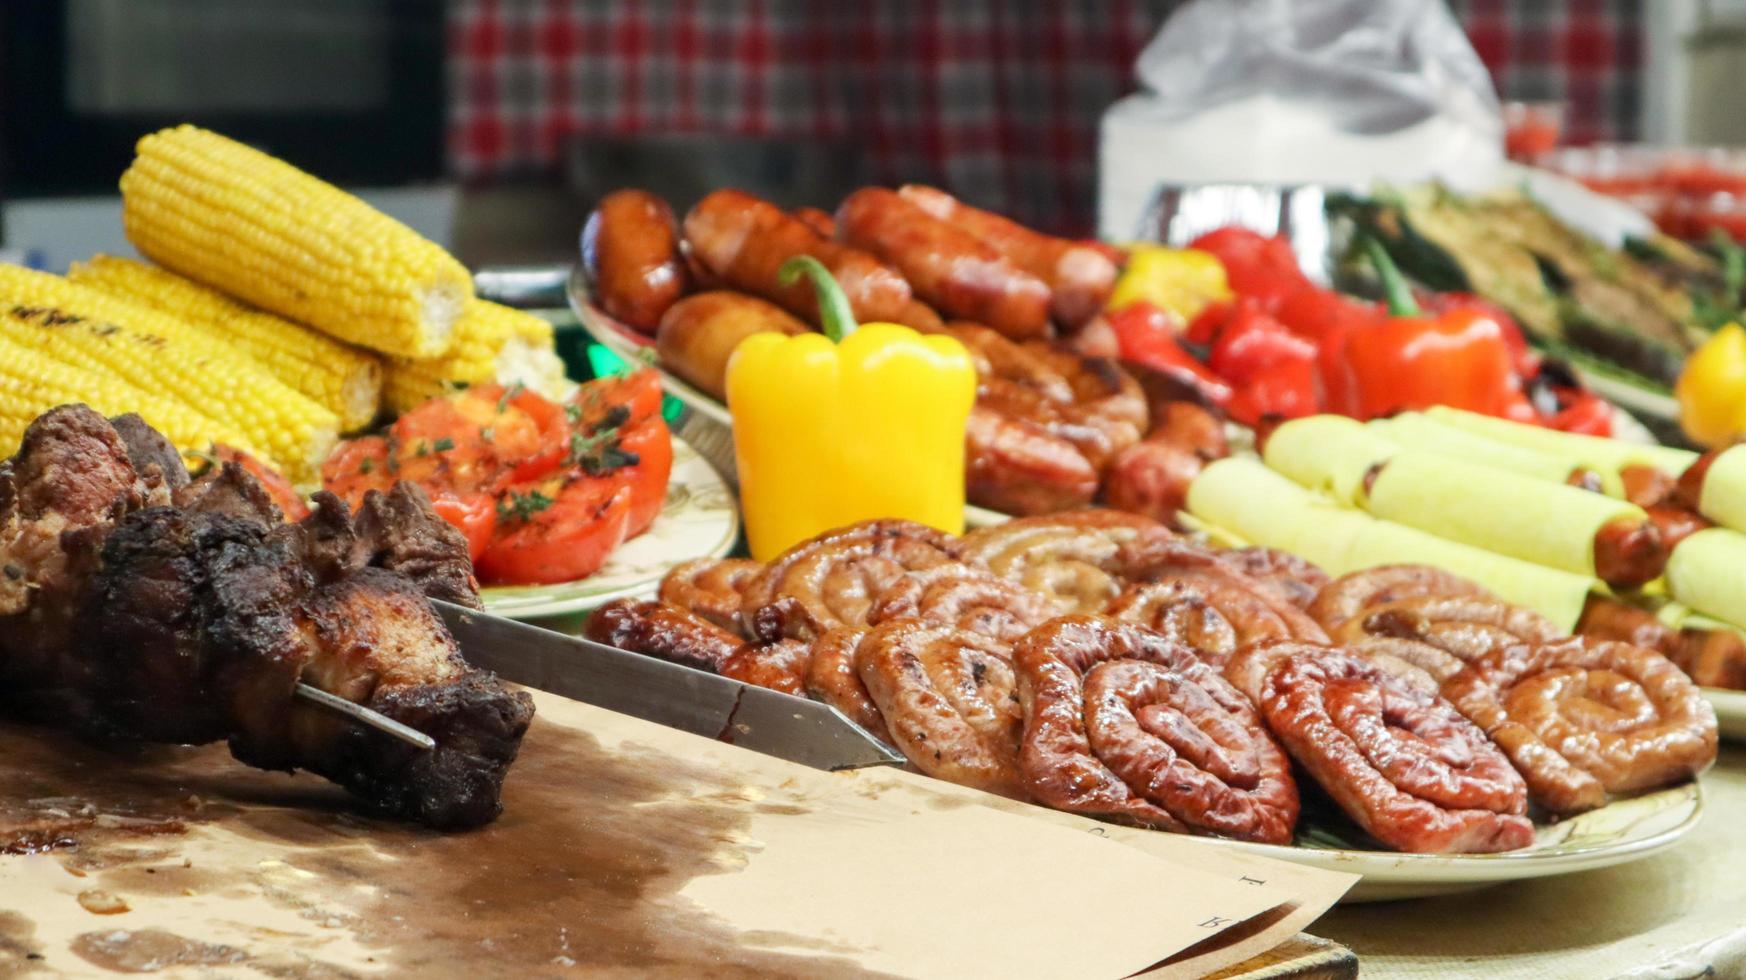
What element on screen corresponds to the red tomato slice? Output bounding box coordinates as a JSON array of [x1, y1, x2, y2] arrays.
[[568, 368, 663, 431], [474, 479, 633, 585], [427, 490, 498, 562], [613, 418, 672, 537], [320, 435, 394, 508]]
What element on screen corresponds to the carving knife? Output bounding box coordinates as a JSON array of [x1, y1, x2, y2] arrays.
[[433, 600, 904, 771]]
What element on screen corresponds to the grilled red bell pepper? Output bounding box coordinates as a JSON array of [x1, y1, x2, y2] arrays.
[[1275, 283, 1383, 343], [1205, 302, 1319, 425], [1107, 301, 1233, 405], [1188, 228, 1307, 311], [1322, 241, 1522, 419]]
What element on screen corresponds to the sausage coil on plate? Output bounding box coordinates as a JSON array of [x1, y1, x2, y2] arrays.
[[1441, 638, 1719, 816], [1111, 534, 1330, 664], [739, 519, 963, 642], [958, 511, 1160, 614], [803, 627, 890, 744], [658, 557, 766, 636], [1231, 642, 1534, 854], [1014, 617, 1299, 844], [1212, 547, 1330, 611], [865, 563, 1055, 643], [856, 619, 1027, 798], [1307, 564, 1488, 637], [1328, 593, 1563, 690], [584, 598, 743, 674], [719, 638, 814, 696], [1577, 593, 1746, 690], [581, 189, 690, 332]]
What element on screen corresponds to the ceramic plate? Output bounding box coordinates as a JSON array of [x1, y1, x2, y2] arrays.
[[1704, 687, 1746, 742], [568, 267, 1010, 528], [479, 437, 738, 620], [1193, 781, 1703, 903]]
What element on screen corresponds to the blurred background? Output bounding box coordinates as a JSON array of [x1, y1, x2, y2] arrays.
[[3, 0, 1744, 270]]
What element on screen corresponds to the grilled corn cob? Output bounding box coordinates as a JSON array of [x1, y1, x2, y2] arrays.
[[119, 125, 471, 359], [0, 327, 255, 459], [384, 301, 570, 413], [0, 265, 337, 479], [69, 255, 383, 430]]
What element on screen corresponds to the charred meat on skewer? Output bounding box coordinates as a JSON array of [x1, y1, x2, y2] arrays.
[[0, 405, 531, 829]]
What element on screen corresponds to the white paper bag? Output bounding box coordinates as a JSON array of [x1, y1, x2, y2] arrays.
[[1099, 0, 1504, 239]]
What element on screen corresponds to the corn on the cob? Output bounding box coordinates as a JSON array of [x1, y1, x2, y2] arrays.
[[119, 125, 471, 359], [384, 301, 571, 413], [0, 326, 256, 460], [0, 264, 337, 479], [69, 255, 383, 431]]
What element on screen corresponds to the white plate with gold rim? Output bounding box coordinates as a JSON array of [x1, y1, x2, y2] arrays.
[[1194, 781, 1703, 903], [479, 436, 738, 620], [567, 266, 1008, 528]]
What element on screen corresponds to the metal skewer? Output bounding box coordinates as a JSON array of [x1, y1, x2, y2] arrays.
[[294, 683, 437, 751]]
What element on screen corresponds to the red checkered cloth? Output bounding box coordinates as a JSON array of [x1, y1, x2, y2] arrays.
[[1450, 0, 1642, 146], [448, 0, 1642, 236]]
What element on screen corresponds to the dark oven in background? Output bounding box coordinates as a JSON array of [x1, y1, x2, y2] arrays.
[[1, 0, 445, 200]]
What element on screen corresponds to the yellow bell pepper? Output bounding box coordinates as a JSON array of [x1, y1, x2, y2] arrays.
[[1677, 322, 1746, 448], [1106, 245, 1232, 324], [726, 257, 977, 559]]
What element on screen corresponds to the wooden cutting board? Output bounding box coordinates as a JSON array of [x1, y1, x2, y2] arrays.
[[0, 690, 1354, 978]]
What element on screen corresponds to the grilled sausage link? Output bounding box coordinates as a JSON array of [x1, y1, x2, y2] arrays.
[[835, 187, 1052, 341], [581, 190, 689, 332], [683, 189, 912, 325], [655, 291, 809, 401], [899, 184, 1117, 327], [1592, 515, 1669, 589]]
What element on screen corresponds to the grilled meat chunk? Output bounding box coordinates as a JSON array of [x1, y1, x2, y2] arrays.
[[108, 411, 190, 500], [354, 483, 483, 609], [279, 486, 481, 609], [177, 460, 284, 523], [0, 406, 151, 699]]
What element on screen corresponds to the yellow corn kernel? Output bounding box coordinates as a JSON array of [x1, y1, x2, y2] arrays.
[[119, 125, 471, 358], [0, 327, 256, 461], [69, 254, 383, 431], [0, 267, 336, 479]]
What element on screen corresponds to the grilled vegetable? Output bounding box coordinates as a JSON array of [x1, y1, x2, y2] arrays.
[[0, 267, 336, 478], [68, 255, 383, 431], [1331, 186, 1712, 391], [119, 125, 472, 359], [383, 301, 569, 414], [0, 325, 253, 458]]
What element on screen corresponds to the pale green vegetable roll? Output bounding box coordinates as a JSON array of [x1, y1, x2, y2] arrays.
[[1666, 527, 1746, 632], [1262, 415, 1400, 505], [1188, 457, 1597, 631], [1371, 412, 1622, 497], [1187, 457, 1371, 572], [1695, 445, 1746, 534], [1363, 451, 1646, 578], [1425, 405, 1697, 477]]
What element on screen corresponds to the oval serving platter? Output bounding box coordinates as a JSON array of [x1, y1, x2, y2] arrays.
[[1195, 781, 1703, 903]]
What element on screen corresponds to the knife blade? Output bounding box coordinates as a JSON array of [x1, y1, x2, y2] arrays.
[[433, 600, 904, 771]]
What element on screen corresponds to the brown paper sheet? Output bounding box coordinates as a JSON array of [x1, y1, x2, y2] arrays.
[[0, 690, 1355, 978]]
